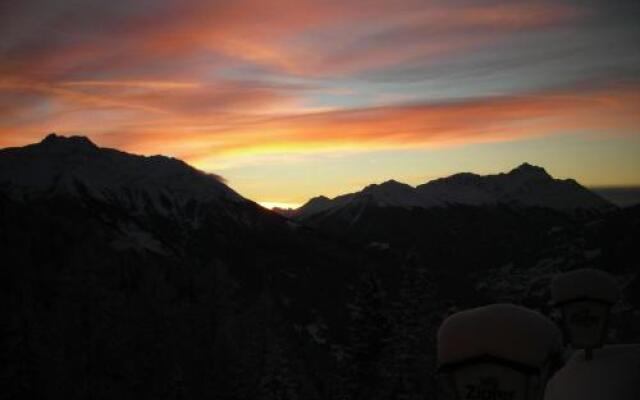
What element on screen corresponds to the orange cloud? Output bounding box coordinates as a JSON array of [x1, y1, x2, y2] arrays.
[[1, 0, 582, 81], [54, 82, 635, 171], [1, 0, 636, 170]]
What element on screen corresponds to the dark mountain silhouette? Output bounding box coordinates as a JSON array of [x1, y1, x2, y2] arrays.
[[0, 133, 240, 207], [291, 163, 613, 221], [1, 135, 637, 400], [295, 195, 335, 219], [0, 134, 370, 399]]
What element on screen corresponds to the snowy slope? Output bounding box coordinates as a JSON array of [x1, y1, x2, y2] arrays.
[[544, 344, 640, 400], [0, 134, 243, 214], [360, 180, 424, 207], [296, 196, 335, 219], [416, 173, 496, 206], [293, 163, 613, 219]]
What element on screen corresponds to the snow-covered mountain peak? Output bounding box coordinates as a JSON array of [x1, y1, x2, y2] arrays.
[[507, 162, 551, 179], [41, 133, 98, 150], [308, 195, 330, 203], [0, 134, 243, 211], [294, 164, 614, 219], [361, 180, 422, 207], [371, 179, 408, 187], [295, 195, 335, 218], [433, 172, 482, 186], [362, 179, 414, 194]]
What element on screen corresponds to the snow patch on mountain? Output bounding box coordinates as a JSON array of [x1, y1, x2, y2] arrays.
[[110, 221, 167, 254], [544, 344, 640, 400], [295, 195, 334, 219], [0, 134, 244, 214], [361, 179, 423, 207], [294, 163, 613, 219]]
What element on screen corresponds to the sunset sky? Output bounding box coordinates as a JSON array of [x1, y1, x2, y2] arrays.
[[1, 0, 639, 208]]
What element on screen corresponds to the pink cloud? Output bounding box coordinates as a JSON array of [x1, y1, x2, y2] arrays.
[[2, 0, 632, 164]]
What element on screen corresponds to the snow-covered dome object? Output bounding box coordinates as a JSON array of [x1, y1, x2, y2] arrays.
[[437, 304, 563, 400], [544, 344, 640, 400], [551, 268, 618, 306], [438, 304, 563, 369]]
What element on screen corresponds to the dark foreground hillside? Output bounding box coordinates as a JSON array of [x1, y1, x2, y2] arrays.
[[1, 137, 638, 399]]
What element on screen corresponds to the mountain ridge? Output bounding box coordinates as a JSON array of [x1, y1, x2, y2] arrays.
[[292, 163, 613, 219], [0, 133, 244, 212], [0, 136, 615, 218]]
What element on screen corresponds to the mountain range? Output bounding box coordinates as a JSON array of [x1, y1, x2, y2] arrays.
[[288, 163, 613, 221], [1, 134, 638, 400]]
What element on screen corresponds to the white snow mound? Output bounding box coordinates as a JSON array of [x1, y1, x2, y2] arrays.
[[551, 268, 619, 305], [544, 344, 640, 400], [437, 304, 562, 369]]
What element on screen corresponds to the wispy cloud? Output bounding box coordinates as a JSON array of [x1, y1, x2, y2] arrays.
[[0, 0, 639, 197]]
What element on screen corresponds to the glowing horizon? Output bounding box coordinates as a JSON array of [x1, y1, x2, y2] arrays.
[[1, 0, 639, 205], [257, 201, 302, 210]]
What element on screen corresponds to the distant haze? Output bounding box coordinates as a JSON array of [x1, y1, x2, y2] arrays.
[[592, 187, 640, 208]]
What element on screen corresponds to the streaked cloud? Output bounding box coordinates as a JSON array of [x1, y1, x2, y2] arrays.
[[1, 0, 638, 203]]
